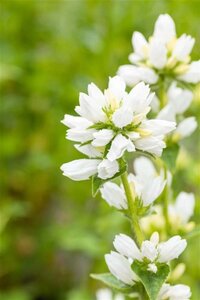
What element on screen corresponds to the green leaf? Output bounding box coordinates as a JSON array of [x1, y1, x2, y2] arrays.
[[132, 261, 170, 300], [90, 273, 133, 293], [92, 159, 127, 196], [162, 143, 179, 172]]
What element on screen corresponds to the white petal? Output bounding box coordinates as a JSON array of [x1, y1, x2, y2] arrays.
[[74, 144, 102, 158], [96, 289, 112, 300], [140, 119, 176, 136], [141, 240, 158, 262], [97, 159, 119, 179], [132, 31, 148, 58], [107, 134, 135, 161], [60, 159, 100, 181], [128, 53, 142, 64], [157, 236, 187, 263], [157, 104, 176, 122], [175, 192, 195, 224], [118, 65, 158, 86], [87, 82, 106, 106], [123, 82, 151, 114], [134, 156, 156, 181], [167, 82, 193, 114], [100, 182, 127, 210], [134, 136, 166, 156], [112, 106, 133, 128], [92, 129, 114, 147], [153, 14, 176, 43], [105, 251, 137, 285], [150, 232, 159, 246], [178, 60, 200, 83], [173, 34, 195, 61], [108, 76, 126, 102], [149, 38, 167, 69], [175, 117, 197, 138], [61, 114, 92, 129], [141, 176, 166, 206], [67, 128, 96, 143], [166, 284, 191, 299], [113, 234, 143, 261], [75, 92, 106, 122]]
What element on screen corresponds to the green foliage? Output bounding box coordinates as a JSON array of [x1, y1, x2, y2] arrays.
[[132, 261, 170, 300], [162, 143, 180, 172], [90, 273, 134, 294]]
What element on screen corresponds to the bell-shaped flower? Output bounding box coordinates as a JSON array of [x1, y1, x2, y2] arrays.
[[158, 283, 191, 300], [62, 76, 176, 167], [118, 14, 200, 88], [105, 251, 138, 286], [107, 232, 186, 276], [100, 156, 166, 209], [96, 289, 124, 300], [61, 158, 119, 181], [168, 192, 195, 225]]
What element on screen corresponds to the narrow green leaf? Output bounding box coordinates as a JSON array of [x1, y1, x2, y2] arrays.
[[162, 143, 179, 172], [132, 261, 170, 300], [92, 159, 127, 196], [90, 273, 133, 293]]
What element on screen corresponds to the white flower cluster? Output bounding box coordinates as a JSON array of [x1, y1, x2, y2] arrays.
[[156, 83, 197, 140], [118, 14, 200, 87], [61, 76, 175, 180], [100, 156, 166, 209], [105, 232, 186, 285], [158, 283, 191, 300]]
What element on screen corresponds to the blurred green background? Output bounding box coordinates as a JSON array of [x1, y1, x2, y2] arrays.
[[0, 0, 200, 299]]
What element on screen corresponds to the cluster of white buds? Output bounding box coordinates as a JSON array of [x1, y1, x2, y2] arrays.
[[105, 232, 186, 282], [118, 14, 200, 87]]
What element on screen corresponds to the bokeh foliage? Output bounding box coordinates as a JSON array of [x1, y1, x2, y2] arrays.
[[0, 0, 200, 299]]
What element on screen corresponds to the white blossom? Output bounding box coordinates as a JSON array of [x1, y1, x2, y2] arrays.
[[100, 156, 166, 209], [118, 14, 199, 86], [174, 117, 197, 139], [169, 192, 195, 224], [158, 283, 191, 300], [60, 158, 119, 181], [105, 251, 138, 285], [96, 289, 125, 300], [107, 232, 186, 276], [62, 76, 176, 165]]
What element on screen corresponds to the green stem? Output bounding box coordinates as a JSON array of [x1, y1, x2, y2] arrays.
[[121, 171, 144, 246], [163, 165, 170, 235]]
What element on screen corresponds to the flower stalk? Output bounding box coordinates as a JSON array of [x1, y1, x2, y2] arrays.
[[121, 171, 144, 246]]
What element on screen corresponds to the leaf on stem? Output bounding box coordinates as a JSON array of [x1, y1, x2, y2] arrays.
[[131, 261, 170, 300], [162, 143, 179, 172], [90, 273, 134, 293]]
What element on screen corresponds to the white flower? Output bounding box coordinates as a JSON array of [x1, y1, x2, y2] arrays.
[[158, 283, 191, 300], [156, 83, 196, 140], [169, 192, 195, 224], [118, 14, 199, 87], [100, 156, 166, 209], [174, 117, 197, 139], [96, 289, 125, 300], [105, 251, 138, 285], [108, 232, 186, 275], [178, 60, 200, 83], [100, 182, 127, 209], [157, 236, 187, 263], [60, 158, 119, 181], [62, 76, 176, 164]]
